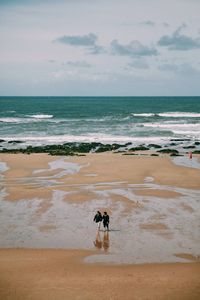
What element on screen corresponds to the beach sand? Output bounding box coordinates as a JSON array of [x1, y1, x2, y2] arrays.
[[0, 153, 200, 299], [0, 249, 200, 300]]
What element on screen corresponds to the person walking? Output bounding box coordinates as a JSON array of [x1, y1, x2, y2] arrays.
[[93, 211, 102, 230], [102, 211, 109, 231]]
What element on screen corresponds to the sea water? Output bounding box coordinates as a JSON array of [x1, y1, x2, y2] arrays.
[[0, 96, 200, 147]]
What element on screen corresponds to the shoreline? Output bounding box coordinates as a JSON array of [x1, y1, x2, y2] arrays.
[[1, 140, 200, 156]]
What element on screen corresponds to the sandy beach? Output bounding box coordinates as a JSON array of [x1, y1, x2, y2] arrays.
[[0, 152, 200, 299], [0, 249, 200, 300]]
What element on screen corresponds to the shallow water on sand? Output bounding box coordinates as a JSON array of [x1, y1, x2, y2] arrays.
[[0, 157, 200, 264], [172, 156, 200, 170]]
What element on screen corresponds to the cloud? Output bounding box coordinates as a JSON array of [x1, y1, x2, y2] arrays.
[[158, 24, 200, 50], [111, 39, 158, 57], [89, 44, 105, 54], [56, 33, 97, 46], [140, 20, 155, 26], [159, 63, 200, 75], [55, 33, 104, 54], [48, 59, 56, 63], [158, 64, 178, 72], [163, 22, 170, 28], [63, 60, 91, 68], [128, 60, 149, 69]]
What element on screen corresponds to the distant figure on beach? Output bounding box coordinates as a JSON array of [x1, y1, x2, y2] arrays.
[[103, 231, 109, 252], [93, 230, 102, 249], [102, 211, 109, 231], [93, 211, 102, 229], [189, 152, 192, 159]]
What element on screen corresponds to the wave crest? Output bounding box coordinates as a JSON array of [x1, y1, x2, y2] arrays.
[[132, 112, 200, 118], [29, 114, 53, 119]]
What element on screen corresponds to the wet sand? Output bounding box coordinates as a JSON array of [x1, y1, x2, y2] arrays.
[[0, 153, 200, 299], [0, 249, 200, 300]]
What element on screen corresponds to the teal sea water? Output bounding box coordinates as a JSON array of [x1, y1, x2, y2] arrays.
[[0, 96, 200, 147]]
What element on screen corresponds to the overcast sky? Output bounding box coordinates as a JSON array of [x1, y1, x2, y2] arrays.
[[0, 0, 200, 96]]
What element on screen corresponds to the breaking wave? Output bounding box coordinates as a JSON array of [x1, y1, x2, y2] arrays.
[[29, 114, 54, 119]]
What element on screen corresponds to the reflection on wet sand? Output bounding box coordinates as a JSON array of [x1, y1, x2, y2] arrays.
[[103, 231, 109, 252], [94, 229, 110, 252], [94, 230, 102, 249]]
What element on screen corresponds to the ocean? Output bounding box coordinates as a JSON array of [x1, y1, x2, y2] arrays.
[[0, 96, 200, 149]]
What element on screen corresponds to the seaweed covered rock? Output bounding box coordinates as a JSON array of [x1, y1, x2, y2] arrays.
[[8, 140, 23, 144], [157, 149, 179, 154], [148, 144, 162, 149], [95, 144, 113, 153], [129, 146, 149, 151], [183, 145, 196, 149], [192, 150, 200, 154]]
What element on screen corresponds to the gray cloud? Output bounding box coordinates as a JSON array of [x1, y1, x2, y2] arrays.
[[159, 63, 200, 76], [163, 22, 170, 28], [140, 20, 155, 26], [111, 39, 158, 57], [128, 60, 149, 69], [158, 64, 178, 72], [89, 44, 105, 54], [48, 59, 55, 63], [55, 33, 104, 55], [63, 60, 91, 68], [158, 25, 200, 50], [56, 33, 97, 46]]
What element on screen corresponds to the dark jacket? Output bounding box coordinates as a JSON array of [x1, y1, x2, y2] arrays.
[[102, 214, 109, 224], [94, 213, 102, 223]]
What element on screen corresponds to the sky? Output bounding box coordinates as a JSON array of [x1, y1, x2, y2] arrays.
[[0, 0, 200, 96]]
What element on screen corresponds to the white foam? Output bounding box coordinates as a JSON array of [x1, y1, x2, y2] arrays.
[[0, 134, 170, 144], [159, 112, 200, 118], [143, 123, 200, 130], [132, 113, 155, 117], [0, 117, 52, 124], [0, 118, 25, 123], [132, 112, 200, 118], [29, 114, 53, 119], [172, 130, 200, 138]]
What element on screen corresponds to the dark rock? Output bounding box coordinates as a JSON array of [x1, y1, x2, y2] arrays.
[[148, 144, 162, 149], [170, 139, 191, 142], [192, 150, 200, 154], [151, 154, 159, 156], [125, 142, 132, 146], [95, 144, 113, 153], [129, 146, 149, 151], [157, 149, 179, 154], [183, 146, 196, 149], [111, 143, 123, 150], [8, 140, 23, 144], [48, 150, 75, 156]]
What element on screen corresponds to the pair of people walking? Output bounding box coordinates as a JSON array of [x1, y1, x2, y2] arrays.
[[93, 211, 109, 231]]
